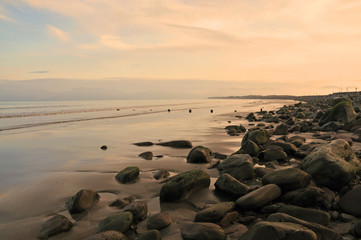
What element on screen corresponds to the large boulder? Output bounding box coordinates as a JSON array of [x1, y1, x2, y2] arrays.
[[156, 140, 192, 148], [214, 173, 249, 198], [278, 205, 330, 226], [115, 166, 140, 183], [262, 168, 311, 192], [339, 185, 361, 217], [241, 129, 271, 146], [66, 189, 99, 214], [319, 101, 356, 126], [281, 186, 329, 208], [160, 170, 210, 202], [180, 222, 226, 240], [97, 212, 133, 233], [194, 202, 235, 223], [236, 184, 282, 210], [217, 154, 254, 180], [239, 221, 317, 240], [38, 214, 73, 239], [186, 146, 211, 163], [234, 140, 259, 157], [300, 139, 360, 190], [263, 148, 287, 162]]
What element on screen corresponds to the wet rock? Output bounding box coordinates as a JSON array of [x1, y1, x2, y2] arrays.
[[321, 121, 344, 132], [180, 222, 226, 240], [296, 112, 306, 119], [115, 166, 140, 184], [156, 140, 192, 148], [100, 145, 108, 150], [236, 184, 282, 210], [239, 221, 317, 240], [262, 168, 311, 192], [219, 211, 239, 228], [354, 219, 361, 236], [97, 212, 133, 233], [274, 124, 288, 135], [339, 185, 361, 217], [281, 186, 328, 208], [254, 167, 274, 178], [186, 146, 211, 163], [300, 139, 360, 190], [278, 205, 330, 226], [138, 151, 153, 160], [123, 201, 148, 221], [66, 189, 100, 214], [263, 148, 287, 162], [260, 202, 286, 214], [268, 141, 298, 154], [83, 231, 127, 240], [224, 223, 248, 240], [241, 129, 272, 146], [133, 142, 153, 146], [288, 136, 306, 147], [235, 140, 259, 157], [109, 197, 133, 209], [38, 214, 73, 239], [319, 101, 356, 126], [153, 169, 170, 180], [147, 212, 171, 230], [217, 154, 254, 180], [136, 230, 161, 240], [214, 173, 250, 198], [194, 201, 235, 223], [160, 169, 210, 202], [211, 152, 227, 160]]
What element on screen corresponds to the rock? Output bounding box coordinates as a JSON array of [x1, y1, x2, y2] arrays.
[[138, 151, 153, 160], [315, 111, 324, 120], [147, 212, 171, 230], [224, 223, 248, 240], [354, 219, 361, 236], [263, 149, 288, 162], [319, 101, 356, 126], [246, 113, 256, 121], [160, 169, 210, 202], [268, 141, 298, 154], [153, 169, 170, 180], [180, 222, 226, 240], [333, 97, 352, 106], [288, 136, 306, 147], [194, 202, 235, 223], [321, 121, 344, 131], [236, 184, 282, 210], [123, 201, 148, 221], [156, 140, 192, 148], [109, 197, 133, 209], [235, 140, 259, 157], [101, 145, 108, 150], [115, 166, 140, 184], [260, 202, 286, 213], [239, 221, 317, 240], [339, 185, 361, 217], [83, 231, 127, 240], [38, 214, 73, 239], [217, 154, 254, 180], [97, 212, 133, 233], [254, 167, 275, 178], [281, 186, 328, 208], [133, 142, 153, 146], [136, 230, 161, 240], [186, 146, 211, 163], [214, 173, 249, 198], [219, 211, 240, 228], [262, 168, 311, 192], [278, 205, 330, 226], [274, 124, 288, 135], [296, 112, 306, 119], [66, 189, 100, 214], [241, 129, 271, 146], [300, 139, 360, 190], [267, 213, 340, 240]]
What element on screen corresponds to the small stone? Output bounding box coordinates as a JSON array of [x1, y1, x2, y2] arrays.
[[138, 151, 153, 160], [97, 212, 133, 233], [123, 201, 148, 221], [38, 214, 73, 239], [133, 142, 154, 146], [147, 212, 172, 230], [219, 211, 240, 228], [115, 166, 140, 183], [186, 146, 211, 163], [153, 169, 170, 180], [66, 189, 100, 214], [194, 202, 235, 223], [101, 145, 108, 150]]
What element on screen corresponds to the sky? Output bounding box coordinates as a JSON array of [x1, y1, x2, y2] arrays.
[[1, 0, 361, 97]]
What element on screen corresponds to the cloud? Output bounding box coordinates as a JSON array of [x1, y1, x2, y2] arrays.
[[47, 25, 70, 42]]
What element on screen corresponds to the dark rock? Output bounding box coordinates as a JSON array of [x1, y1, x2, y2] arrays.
[[180, 222, 226, 240], [262, 168, 311, 192], [133, 142, 153, 146], [38, 214, 73, 239], [281, 186, 328, 208], [97, 212, 133, 233], [315, 111, 324, 120], [254, 167, 275, 178], [115, 166, 140, 184], [296, 112, 306, 119], [263, 149, 287, 162], [214, 173, 249, 198], [354, 219, 361, 236], [83, 231, 127, 240], [319, 101, 356, 126], [224, 224, 248, 240], [288, 136, 306, 147], [136, 230, 161, 240], [186, 146, 211, 163], [235, 140, 259, 157], [241, 129, 271, 146], [300, 139, 360, 190], [138, 151, 153, 160], [100, 145, 108, 150], [320, 121, 344, 131], [212, 152, 227, 159], [274, 124, 288, 135], [339, 185, 361, 217], [268, 141, 298, 154], [260, 202, 286, 213], [160, 170, 210, 202], [236, 184, 282, 210], [66, 189, 100, 214], [217, 154, 254, 180], [108, 197, 133, 209], [278, 205, 330, 226], [239, 221, 317, 240], [219, 211, 240, 228], [123, 201, 148, 221], [194, 202, 235, 223], [153, 169, 170, 180], [246, 113, 257, 121], [147, 212, 171, 230], [156, 140, 192, 148]]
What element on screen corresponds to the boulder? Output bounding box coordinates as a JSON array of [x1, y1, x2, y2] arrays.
[[268, 141, 298, 154], [278, 205, 330, 226], [186, 146, 211, 163], [339, 185, 361, 217], [263, 149, 287, 162], [136, 230, 161, 240], [115, 166, 140, 184], [281, 186, 328, 208], [38, 214, 73, 239], [97, 212, 133, 233], [156, 140, 192, 148], [319, 101, 356, 126], [194, 202, 235, 223], [262, 168, 311, 192], [254, 167, 275, 178], [153, 169, 170, 180], [236, 184, 282, 210], [234, 140, 259, 157], [138, 151, 153, 160], [66, 189, 99, 214], [217, 154, 254, 180], [214, 173, 249, 198], [300, 139, 360, 190], [274, 124, 288, 135], [288, 136, 305, 147], [147, 212, 171, 230], [239, 221, 317, 240], [83, 231, 127, 240], [224, 224, 248, 240], [180, 222, 226, 240], [320, 121, 344, 132], [108, 197, 132, 209], [241, 129, 271, 146], [123, 201, 148, 220], [160, 170, 210, 202]]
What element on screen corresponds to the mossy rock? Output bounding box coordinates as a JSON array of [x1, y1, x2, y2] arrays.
[[115, 166, 140, 183], [241, 129, 272, 146], [97, 212, 133, 233], [319, 101, 356, 126]]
